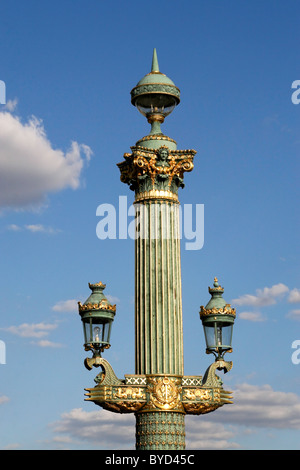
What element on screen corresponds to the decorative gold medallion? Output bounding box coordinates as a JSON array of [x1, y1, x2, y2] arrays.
[[150, 377, 181, 411]]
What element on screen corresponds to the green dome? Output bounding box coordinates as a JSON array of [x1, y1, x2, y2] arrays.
[[131, 48, 180, 106], [136, 71, 176, 87]]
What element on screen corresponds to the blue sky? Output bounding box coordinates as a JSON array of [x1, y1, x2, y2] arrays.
[[0, 0, 299, 450]]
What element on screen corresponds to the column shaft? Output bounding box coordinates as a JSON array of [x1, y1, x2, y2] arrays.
[[135, 200, 183, 376]]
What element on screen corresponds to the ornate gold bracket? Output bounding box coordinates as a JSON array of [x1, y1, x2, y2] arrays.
[[84, 360, 233, 415]]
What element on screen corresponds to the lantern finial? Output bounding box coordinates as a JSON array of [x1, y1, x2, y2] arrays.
[[151, 48, 159, 72]]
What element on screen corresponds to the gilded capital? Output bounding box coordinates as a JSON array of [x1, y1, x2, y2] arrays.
[[117, 145, 196, 200]]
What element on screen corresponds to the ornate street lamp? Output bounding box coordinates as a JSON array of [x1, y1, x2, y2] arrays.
[[200, 278, 236, 360], [78, 282, 116, 371], [79, 49, 236, 450]]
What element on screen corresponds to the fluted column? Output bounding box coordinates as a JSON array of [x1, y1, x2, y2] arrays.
[[135, 199, 183, 375]]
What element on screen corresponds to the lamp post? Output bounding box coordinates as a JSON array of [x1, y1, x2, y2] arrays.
[[79, 49, 236, 450]]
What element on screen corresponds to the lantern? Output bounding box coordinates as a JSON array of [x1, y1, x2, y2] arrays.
[[78, 282, 116, 369], [130, 48, 180, 136], [200, 278, 236, 360]]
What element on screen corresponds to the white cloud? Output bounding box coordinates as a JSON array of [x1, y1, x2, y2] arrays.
[[50, 408, 135, 449], [32, 340, 63, 348], [52, 435, 73, 444], [6, 223, 60, 234], [239, 311, 265, 322], [4, 98, 18, 112], [0, 396, 10, 405], [25, 224, 48, 233], [6, 224, 22, 231], [287, 309, 300, 321], [288, 288, 300, 304], [2, 322, 63, 348], [52, 299, 78, 312], [2, 322, 57, 338], [232, 283, 289, 307], [185, 419, 240, 449], [219, 383, 300, 429], [0, 110, 92, 210], [25, 224, 60, 234]]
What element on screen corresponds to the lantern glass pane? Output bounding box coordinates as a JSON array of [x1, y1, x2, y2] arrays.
[[203, 324, 216, 350], [218, 323, 233, 349], [83, 319, 92, 344], [102, 322, 110, 344], [82, 317, 112, 348], [135, 94, 176, 117], [203, 321, 233, 351]]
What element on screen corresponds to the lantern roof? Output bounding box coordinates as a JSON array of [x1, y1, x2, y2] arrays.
[[78, 282, 116, 315], [206, 277, 226, 309], [200, 277, 236, 318]]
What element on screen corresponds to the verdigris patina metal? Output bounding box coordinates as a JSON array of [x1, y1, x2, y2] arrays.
[[79, 49, 236, 451]]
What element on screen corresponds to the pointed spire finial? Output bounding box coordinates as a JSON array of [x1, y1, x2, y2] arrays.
[[151, 48, 159, 72]]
